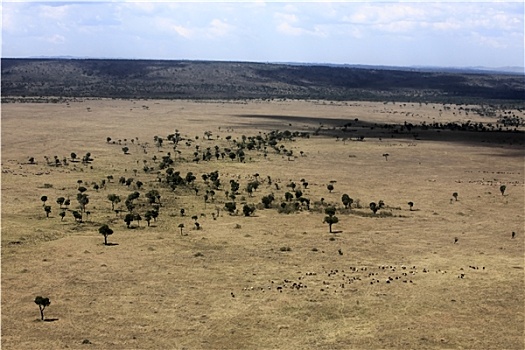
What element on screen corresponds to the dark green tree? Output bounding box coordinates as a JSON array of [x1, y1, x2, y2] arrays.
[[56, 197, 65, 209], [325, 206, 336, 217], [34, 296, 51, 321], [324, 215, 339, 233], [145, 190, 160, 204], [341, 194, 353, 209], [327, 184, 334, 193], [44, 205, 51, 218], [40, 195, 48, 206], [178, 223, 184, 235], [77, 193, 89, 212], [369, 202, 379, 214], [98, 224, 114, 245], [243, 204, 256, 217], [261, 194, 275, 209], [408, 201, 414, 211], [59, 211, 66, 221], [124, 213, 134, 228], [144, 211, 153, 226], [107, 194, 121, 210], [500, 185, 506, 196], [224, 202, 236, 214], [133, 213, 142, 227], [72, 210, 82, 222]]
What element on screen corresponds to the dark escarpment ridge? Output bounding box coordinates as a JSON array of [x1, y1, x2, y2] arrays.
[[1, 58, 524, 103]]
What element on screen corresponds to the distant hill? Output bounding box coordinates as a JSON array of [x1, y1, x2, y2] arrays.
[[1, 58, 524, 103]]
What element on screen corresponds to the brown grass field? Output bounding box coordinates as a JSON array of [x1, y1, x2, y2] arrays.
[[1, 99, 524, 349]]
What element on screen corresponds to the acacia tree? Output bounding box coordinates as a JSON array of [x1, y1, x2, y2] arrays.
[[107, 194, 121, 210], [452, 192, 459, 201], [40, 196, 48, 207], [341, 194, 353, 209], [144, 211, 153, 226], [34, 296, 51, 321], [56, 197, 65, 209], [44, 205, 51, 218], [98, 224, 114, 245], [327, 184, 334, 193], [408, 201, 414, 211], [124, 213, 134, 228], [324, 206, 339, 233], [77, 193, 89, 212], [72, 210, 82, 222], [243, 204, 256, 217], [178, 223, 184, 235], [224, 202, 236, 215], [261, 194, 275, 209], [500, 185, 506, 196], [369, 202, 379, 214]]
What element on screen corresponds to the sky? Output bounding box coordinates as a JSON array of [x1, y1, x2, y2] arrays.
[[1, 1, 524, 69]]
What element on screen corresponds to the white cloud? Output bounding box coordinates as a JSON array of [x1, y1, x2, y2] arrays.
[[208, 19, 234, 38], [44, 34, 66, 44]]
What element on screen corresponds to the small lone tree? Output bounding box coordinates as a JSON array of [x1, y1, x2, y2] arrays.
[[122, 146, 129, 155], [499, 185, 506, 196], [59, 211, 66, 221], [408, 201, 414, 211], [44, 205, 51, 218], [40, 195, 48, 207], [178, 223, 184, 235], [98, 224, 114, 245], [382, 153, 389, 161], [452, 192, 458, 201], [34, 296, 51, 321], [327, 184, 334, 193], [324, 215, 339, 233], [323, 207, 338, 233], [369, 202, 379, 214]]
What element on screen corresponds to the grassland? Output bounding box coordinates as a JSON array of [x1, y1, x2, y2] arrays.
[[1, 99, 524, 349]]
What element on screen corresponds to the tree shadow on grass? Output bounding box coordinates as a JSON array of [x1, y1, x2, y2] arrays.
[[331, 230, 343, 234], [44, 318, 59, 322], [103, 243, 119, 246]]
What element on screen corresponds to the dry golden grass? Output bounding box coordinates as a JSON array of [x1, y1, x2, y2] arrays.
[[1, 99, 524, 349]]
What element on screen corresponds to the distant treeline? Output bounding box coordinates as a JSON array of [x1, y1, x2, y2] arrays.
[[1, 58, 524, 104]]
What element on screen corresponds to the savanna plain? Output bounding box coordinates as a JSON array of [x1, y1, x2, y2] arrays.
[[1, 99, 524, 349]]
